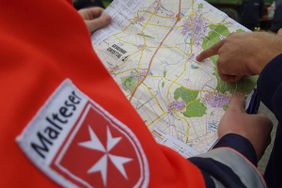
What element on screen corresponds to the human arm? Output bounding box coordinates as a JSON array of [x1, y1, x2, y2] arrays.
[[78, 7, 111, 33], [189, 94, 272, 187], [196, 32, 282, 82]]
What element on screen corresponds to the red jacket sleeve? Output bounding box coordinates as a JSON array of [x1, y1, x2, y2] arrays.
[[0, 1, 204, 188]]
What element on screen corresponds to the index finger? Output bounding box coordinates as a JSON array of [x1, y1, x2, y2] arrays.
[[196, 40, 225, 62]]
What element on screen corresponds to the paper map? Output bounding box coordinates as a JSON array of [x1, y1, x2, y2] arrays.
[[92, 0, 256, 157]]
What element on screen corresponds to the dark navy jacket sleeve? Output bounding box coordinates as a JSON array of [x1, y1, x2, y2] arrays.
[[213, 134, 257, 164], [189, 134, 264, 188], [256, 53, 282, 188], [257, 54, 282, 122]]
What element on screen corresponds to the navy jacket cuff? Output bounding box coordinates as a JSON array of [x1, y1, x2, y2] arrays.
[[213, 134, 257, 165]]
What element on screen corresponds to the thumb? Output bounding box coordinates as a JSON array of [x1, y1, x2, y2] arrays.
[[86, 14, 112, 33], [228, 93, 245, 112]]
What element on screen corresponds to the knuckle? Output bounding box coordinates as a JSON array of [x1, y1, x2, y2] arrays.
[[217, 47, 224, 55]]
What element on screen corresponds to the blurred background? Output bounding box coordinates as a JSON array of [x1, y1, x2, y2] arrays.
[[73, 0, 282, 32]]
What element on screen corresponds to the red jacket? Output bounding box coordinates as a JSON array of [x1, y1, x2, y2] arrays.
[[0, 0, 204, 187]]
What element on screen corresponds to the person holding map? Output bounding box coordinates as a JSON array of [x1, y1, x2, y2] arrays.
[[197, 31, 282, 188], [78, 6, 111, 33], [0, 0, 273, 188]]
